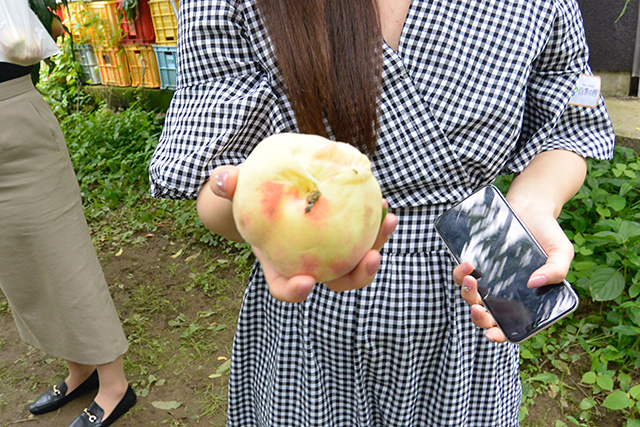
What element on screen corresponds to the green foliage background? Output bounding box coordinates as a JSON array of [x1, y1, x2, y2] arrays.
[[496, 148, 640, 426]]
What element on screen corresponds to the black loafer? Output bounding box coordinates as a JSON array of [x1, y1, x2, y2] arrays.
[[69, 385, 136, 427], [29, 370, 99, 415]]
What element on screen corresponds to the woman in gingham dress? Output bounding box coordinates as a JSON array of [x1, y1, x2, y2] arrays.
[[150, 0, 615, 425]]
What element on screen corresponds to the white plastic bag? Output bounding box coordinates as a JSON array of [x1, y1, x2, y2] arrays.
[[0, 0, 60, 66]]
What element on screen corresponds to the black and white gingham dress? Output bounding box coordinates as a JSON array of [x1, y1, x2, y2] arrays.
[[150, 0, 615, 425]]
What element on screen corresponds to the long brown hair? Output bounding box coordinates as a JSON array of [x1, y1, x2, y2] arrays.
[[256, 0, 383, 154]]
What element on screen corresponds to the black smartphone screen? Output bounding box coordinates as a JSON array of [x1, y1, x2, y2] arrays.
[[435, 185, 579, 343]]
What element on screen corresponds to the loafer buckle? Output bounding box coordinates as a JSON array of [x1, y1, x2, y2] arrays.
[[83, 408, 98, 423]]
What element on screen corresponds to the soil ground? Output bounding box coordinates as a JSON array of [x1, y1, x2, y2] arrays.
[[0, 227, 246, 426], [0, 225, 630, 426]]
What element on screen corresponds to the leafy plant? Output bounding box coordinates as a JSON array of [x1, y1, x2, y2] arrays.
[[512, 146, 640, 426], [120, 0, 140, 22], [38, 36, 96, 116], [60, 102, 163, 209]]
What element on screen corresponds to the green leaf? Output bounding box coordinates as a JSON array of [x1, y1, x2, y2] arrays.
[[520, 348, 535, 360], [579, 246, 594, 256], [151, 401, 183, 410], [601, 390, 630, 410], [620, 220, 640, 241], [590, 268, 625, 301], [627, 252, 640, 269], [597, 373, 614, 391], [601, 346, 624, 362], [610, 325, 640, 336], [518, 406, 528, 422], [596, 218, 620, 231], [579, 397, 597, 410], [592, 231, 621, 244], [596, 205, 611, 218], [618, 372, 632, 391], [619, 182, 635, 197], [566, 415, 580, 425], [607, 194, 626, 212], [573, 260, 597, 271], [625, 419, 640, 427], [582, 371, 597, 384], [528, 372, 558, 384], [630, 384, 640, 399], [215, 358, 232, 375]]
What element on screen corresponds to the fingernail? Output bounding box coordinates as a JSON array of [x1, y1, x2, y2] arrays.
[[486, 334, 496, 343], [527, 275, 547, 288], [462, 275, 474, 289], [296, 281, 315, 299], [214, 172, 228, 196], [461, 262, 473, 275]]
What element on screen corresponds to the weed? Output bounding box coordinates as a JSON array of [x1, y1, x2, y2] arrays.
[[503, 146, 640, 426]]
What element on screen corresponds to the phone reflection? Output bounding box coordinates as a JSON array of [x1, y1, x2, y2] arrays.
[[437, 187, 578, 341]]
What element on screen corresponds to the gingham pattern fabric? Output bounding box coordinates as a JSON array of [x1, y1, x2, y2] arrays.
[[149, 0, 615, 425]]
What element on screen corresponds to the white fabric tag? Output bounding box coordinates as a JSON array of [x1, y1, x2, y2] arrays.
[[568, 74, 601, 108]]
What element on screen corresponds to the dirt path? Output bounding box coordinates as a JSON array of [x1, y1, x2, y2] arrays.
[[0, 231, 246, 426]]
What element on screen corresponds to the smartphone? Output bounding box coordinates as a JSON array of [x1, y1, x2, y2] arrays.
[[434, 185, 579, 343]]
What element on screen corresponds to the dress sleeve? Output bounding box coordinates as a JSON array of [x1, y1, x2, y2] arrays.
[[149, 0, 287, 200], [503, 0, 615, 174]]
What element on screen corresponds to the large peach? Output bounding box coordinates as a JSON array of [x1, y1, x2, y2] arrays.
[[233, 133, 383, 283]]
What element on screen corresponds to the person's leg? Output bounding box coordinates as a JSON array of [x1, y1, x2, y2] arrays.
[[69, 356, 135, 426], [93, 356, 129, 419], [28, 361, 99, 415], [64, 361, 97, 391]]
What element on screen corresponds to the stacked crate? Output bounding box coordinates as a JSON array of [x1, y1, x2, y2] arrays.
[[58, 0, 131, 86], [149, 0, 179, 45], [74, 44, 102, 85], [94, 45, 131, 87], [119, 0, 161, 88], [60, 0, 176, 90], [118, 0, 156, 45], [153, 45, 177, 90], [58, 1, 101, 84], [123, 45, 161, 88], [150, 0, 179, 90]]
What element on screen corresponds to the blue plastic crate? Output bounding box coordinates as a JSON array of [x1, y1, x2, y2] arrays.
[[153, 45, 177, 90]]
